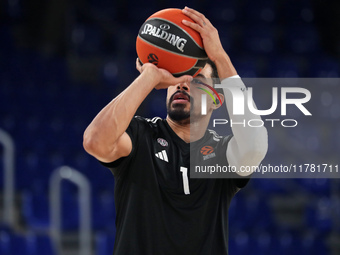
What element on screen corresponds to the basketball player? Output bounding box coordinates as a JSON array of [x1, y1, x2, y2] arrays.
[[83, 7, 268, 255]]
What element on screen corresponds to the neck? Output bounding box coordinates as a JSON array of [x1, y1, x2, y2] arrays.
[[166, 114, 211, 143]]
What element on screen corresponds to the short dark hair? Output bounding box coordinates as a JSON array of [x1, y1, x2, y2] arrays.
[[206, 59, 219, 80], [206, 59, 222, 93]]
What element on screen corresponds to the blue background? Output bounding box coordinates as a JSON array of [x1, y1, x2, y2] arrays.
[[0, 0, 340, 254]]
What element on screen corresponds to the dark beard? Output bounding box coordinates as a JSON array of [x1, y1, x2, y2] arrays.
[[167, 91, 193, 123], [167, 106, 190, 122]]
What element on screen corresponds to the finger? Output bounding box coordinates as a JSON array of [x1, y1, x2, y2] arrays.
[[182, 19, 203, 33], [172, 75, 193, 85], [136, 58, 142, 72], [182, 7, 211, 27], [184, 6, 205, 20]]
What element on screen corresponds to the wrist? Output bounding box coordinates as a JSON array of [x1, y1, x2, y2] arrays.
[[210, 50, 228, 63], [213, 53, 238, 79], [142, 65, 162, 86]]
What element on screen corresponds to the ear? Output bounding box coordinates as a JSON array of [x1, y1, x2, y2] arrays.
[[213, 93, 224, 110]]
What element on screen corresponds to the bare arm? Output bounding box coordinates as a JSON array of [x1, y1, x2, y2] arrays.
[[83, 60, 192, 163]]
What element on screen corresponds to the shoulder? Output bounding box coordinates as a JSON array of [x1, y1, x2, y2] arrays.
[[133, 116, 163, 126], [130, 116, 164, 131], [127, 116, 167, 140], [143, 116, 164, 125], [207, 129, 223, 141], [206, 129, 232, 145]]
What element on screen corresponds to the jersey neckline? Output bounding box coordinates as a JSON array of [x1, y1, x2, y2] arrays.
[[163, 119, 211, 150]]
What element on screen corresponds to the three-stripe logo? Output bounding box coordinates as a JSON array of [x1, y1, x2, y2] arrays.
[[155, 150, 168, 162]]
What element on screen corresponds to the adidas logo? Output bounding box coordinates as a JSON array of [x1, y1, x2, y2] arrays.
[[155, 150, 168, 162]]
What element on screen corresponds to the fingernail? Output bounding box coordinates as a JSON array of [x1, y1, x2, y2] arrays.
[[182, 19, 188, 24]]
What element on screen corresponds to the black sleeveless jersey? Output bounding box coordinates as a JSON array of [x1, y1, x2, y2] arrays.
[[101, 116, 250, 255]]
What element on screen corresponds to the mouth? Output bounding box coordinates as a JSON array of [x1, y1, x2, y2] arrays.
[[171, 91, 190, 105]]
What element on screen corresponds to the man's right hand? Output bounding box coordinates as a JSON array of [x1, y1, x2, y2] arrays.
[[136, 58, 192, 90]]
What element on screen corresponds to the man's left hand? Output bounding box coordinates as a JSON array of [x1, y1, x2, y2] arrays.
[[182, 6, 226, 63]]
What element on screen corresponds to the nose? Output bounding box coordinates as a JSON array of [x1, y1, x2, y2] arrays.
[[176, 82, 190, 92]]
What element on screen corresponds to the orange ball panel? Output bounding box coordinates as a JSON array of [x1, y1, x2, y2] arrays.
[[136, 36, 198, 75], [147, 9, 204, 48]]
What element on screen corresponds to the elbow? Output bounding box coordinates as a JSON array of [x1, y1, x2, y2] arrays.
[[256, 126, 268, 156], [240, 126, 268, 165], [83, 130, 96, 156], [249, 126, 268, 162], [83, 129, 116, 161], [230, 126, 268, 176], [83, 129, 104, 158]]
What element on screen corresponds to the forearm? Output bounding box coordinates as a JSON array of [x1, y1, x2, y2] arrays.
[[83, 69, 158, 154], [214, 52, 238, 80]]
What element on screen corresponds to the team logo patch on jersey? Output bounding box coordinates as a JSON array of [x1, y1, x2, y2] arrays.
[[200, 146, 214, 155], [157, 138, 168, 147], [200, 146, 216, 160]]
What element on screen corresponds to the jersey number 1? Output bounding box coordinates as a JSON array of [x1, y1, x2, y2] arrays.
[[180, 167, 190, 195]]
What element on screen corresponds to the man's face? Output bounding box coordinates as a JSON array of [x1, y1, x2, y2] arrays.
[[166, 64, 214, 123]]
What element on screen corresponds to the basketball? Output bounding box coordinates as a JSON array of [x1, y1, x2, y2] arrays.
[[136, 8, 208, 77]]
